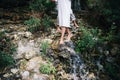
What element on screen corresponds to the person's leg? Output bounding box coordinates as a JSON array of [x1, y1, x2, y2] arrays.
[[59, 27, 66, 44], [66, 28, 73, 41], [56, 25, 61, 33], [70, 9, 79, 28], [73, 20, 79, 28], [56, 16, 61, 33], [58, 0, 71, 44]]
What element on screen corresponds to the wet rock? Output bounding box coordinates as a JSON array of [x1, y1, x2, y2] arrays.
[[106, 57, 114, 63], [111, 46, 119, 56], [64, 41, 75, 49], [58, 41, 76, 59], [96, 62, 104, 71], [58, 51, 70, 59], [104, 50, 110, 56]]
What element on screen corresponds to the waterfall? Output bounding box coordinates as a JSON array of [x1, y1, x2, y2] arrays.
[[63, 41, 97, 80], [63, 41, 88, 80], [70, 55, 90, 80], [58, 40, 100, 80]]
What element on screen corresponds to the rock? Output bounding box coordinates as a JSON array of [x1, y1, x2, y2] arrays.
[[88, 73, 96, 79], [64, 41, 75, 49], [59, 51, 71, 59], [3, 73, 12, 78], [24, 50, 37, 60], [111, 46, 119, 56], [106, 57, 114, 63], [24, 31, 32, 38], [15, 40, 39, 59], [51, 40, 59, 49], [104, 50, 109, 56], [33, 74, 50, 80], [21, 71, 50, 80], [57, 70, 71, 80], [97, 62, 104, 71], [11, 68, 19, 74], [13, 34, 19, 40], [56, 65, 63, 71], [20, 59, 28, 70], [26, 56, 43, 71], [42, 38, 53, 45], [21, 71, 30, 80], [58, 44, 76, 58]]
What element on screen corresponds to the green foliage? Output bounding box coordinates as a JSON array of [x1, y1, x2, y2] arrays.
[[25, 0, 54, 32], [104, 25, 116, 41], [75, 21, 120, 80], [87, 0, 98, 8], [41, 41, 49, 55], [0, 52, 14, 68], [24, 17, 41, 32], [103, 24, 120, 44], [29, 0, 55, 13], [39, 62, 56, 75], [0, 31, 15, 69], [85, 0, 120, 30], [104, 62, 119, 80], [75, 26, 101, 52], [24, 15, 53, 32], [41, 15, 53, 31]]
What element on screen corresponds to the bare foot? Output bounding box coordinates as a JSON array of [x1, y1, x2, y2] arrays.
[[59, 40, 64, 44], [66, 34, 73, 41], [56, 27, 61, 33], [56, 29, 61, 33], [74, 23, 79, 28]]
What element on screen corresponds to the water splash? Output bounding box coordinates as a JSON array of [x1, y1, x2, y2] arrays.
[[66, 41, 97, 80], [70, 55, 90, 80]]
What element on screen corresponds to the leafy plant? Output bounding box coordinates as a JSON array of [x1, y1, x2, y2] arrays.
[[39, 62, 56, 75], [0, 52, 14, 68], [29, 0, 55, 13], [41, 15, 53, 31], [0, 31, 15, 69], [104, 62, 119, 80], [75, 26, 100, 52], [24, 17, 41, 32], [41, 41, 49, 55]]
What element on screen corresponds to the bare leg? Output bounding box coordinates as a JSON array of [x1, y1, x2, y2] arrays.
[[59, 27, 66, 44], [73, 20, 79, 28], [56, 25, 61, 33], [66, 28, 73, 41]]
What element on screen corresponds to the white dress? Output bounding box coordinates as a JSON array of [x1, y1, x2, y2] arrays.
[[58, 0, 71, 28]]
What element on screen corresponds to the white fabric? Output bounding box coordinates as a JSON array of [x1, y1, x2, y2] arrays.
[[57, 10, 76, 25], [70, 9, 76, 21], [58, 0, 71, 27]]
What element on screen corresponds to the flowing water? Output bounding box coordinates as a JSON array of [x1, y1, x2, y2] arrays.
[[66, 41, 99, 80], [70, 55, 90, 80]]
